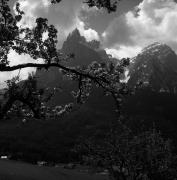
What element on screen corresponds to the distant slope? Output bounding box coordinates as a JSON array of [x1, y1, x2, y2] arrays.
[[128, 42, 177, 92], [124, 42, 177, 145]]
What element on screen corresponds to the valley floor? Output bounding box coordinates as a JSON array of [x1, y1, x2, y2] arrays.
[[0, 160, 108, 180]]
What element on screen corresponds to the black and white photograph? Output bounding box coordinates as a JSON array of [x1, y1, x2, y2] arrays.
[[0, 0, 177, 179]]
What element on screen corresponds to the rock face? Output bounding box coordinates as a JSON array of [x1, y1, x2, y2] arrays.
[[124, 43, 177, 144], [128, 42, 177, 93], [36, 28, 114, 105], [62, 28, 108, 66]]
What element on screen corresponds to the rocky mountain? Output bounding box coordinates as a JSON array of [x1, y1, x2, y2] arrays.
[[62, 28, 109, 66], [36, 28, 114, 103], [36, 28, 111, 96], [124, 43, 177, 144], [128, 42, 177, 93]]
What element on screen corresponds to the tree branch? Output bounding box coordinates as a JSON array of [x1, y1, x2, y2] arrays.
[[0, 62, 110, 84]]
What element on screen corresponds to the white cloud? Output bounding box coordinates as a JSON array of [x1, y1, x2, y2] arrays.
[[102, 0, 177, 58], [15, 0, 100, 44], [15, 0, 83, 43], [0, 50, 44, 88], [81, 4, 99, 13], [76, 20, 100, 42], [105, 46, 141, 59], [15, 0, 50, 28]]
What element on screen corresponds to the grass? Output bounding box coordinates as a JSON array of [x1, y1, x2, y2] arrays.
[[0, 110, 111, 163], [0, 160, 108, 180]]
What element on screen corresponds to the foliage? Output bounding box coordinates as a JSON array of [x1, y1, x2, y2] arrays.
[[76, 127, 177, 180], [51, 0, 121, 13], [2, 73, 73, 119], [0, 0, 128, 119], [85, 0, 120, 13], [2, 74, 42, 118]]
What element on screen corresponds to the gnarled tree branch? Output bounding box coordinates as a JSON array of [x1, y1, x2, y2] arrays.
[[0, 62, 110, 85]]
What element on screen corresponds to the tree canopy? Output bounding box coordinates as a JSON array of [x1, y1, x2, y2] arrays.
[[0, 0, 127, 119], [51, 0, 121, 13]]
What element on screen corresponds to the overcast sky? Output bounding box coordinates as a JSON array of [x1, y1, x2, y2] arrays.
[[1, 0, 177, 88]]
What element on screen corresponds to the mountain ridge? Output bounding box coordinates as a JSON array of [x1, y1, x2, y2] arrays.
[[128, 42, 177, 93], [62, 28, 108, 67]]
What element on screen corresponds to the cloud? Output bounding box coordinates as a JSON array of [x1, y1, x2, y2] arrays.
[[15, 0, 100, 51], [102, 0, 177, 58], [76, 20, 100, 42], [14, 0, 100, 45], [15, 0, 50, 28], [15, 0, 100, 44], [17, 0, 87, 43], [0, 50, 43, 88], [102, 15, 135, 48], [105, 46, 141, 59]]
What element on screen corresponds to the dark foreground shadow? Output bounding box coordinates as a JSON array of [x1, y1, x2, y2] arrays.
[[0, 160, 108, 180]]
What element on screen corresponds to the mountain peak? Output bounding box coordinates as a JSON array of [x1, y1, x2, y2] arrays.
[[71, 28, 80, 35], [62, 29, 105, 66], [69, 28, 81, 39], [140, 42, 175, 58], [65, 28, 86, 44], [143, 42, 168, 50], [128, 43, 177, 93]]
